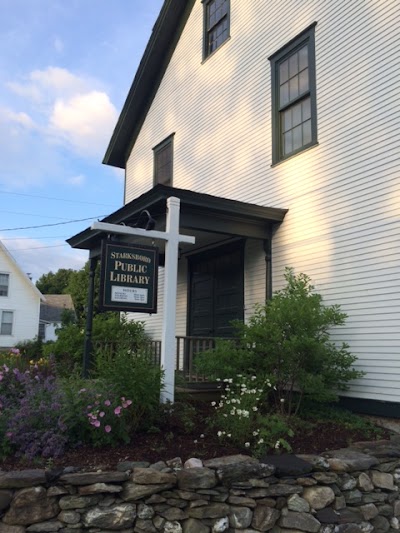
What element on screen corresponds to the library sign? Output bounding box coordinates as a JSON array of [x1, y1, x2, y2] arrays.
[[99, 241, 158, 313]]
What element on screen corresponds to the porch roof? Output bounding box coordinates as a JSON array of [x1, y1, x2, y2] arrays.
[[67, 184, 287, 257]]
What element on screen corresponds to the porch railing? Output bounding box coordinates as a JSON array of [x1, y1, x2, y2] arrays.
[[94, 336, 223, 382]]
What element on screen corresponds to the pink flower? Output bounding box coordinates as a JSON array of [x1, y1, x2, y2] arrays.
[[114, 406, 122, 416], [99, 411, 105, 418], [93, 420, 100, 428], [104, 400, 111, 406], [0, 375, 3, 382], [122, 399, 132, 408], [105, 425, 111, 433]]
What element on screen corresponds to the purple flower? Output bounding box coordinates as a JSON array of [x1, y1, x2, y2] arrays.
[[114, 406, 122, 416], [104, 400, 111, 406], [93, 420, 100, 428], [105, 425, 111, 433], [99, 411, 105, 418]]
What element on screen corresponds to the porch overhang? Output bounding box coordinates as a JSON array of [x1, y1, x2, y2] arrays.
[[67, 184, 288, 258]]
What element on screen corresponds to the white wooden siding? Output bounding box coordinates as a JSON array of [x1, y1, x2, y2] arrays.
[[124, 1, 400, 403], [0, 252, 41, 347]]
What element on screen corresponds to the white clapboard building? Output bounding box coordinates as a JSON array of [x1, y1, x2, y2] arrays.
[[69, 1, 400, 415]]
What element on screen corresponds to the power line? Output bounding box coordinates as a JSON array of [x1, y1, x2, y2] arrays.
[[7, 244, 68, 252], [0, 189, 119, 208], [0, 235, 70, 240], [2, 210, 74, 221], [0, 215, 107, 232]]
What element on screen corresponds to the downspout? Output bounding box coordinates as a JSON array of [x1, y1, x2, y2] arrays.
[[264, 227, 272, 301]]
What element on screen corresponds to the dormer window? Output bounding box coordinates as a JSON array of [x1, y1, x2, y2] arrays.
[[0, 273, 9, 297], [203, 0, 230, 59]]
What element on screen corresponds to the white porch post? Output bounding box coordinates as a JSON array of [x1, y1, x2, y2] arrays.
[[160, 197, 181, 403], [90, 196, 195, 405]]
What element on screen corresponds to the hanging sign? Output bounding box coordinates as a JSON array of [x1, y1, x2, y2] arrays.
[[99, 241, 158, 313]]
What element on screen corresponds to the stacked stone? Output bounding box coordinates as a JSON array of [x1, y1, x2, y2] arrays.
[[0, 438, 399, 532]]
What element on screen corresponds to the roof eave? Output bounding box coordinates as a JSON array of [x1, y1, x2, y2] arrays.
[[103, 0, 196, 169]]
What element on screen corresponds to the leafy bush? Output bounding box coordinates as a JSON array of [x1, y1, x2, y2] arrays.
[[94, 346, 163, 432], [0, 365, 67, 459], [196, 268, 364, 416], [14, 336, 44, 361], [44, 312, 148, 375], [60, 376, 134, 447]]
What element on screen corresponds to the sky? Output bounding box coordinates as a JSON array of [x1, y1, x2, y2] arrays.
[[0, 0, 164, 282]]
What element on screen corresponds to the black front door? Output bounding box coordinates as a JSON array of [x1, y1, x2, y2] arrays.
[[189, 242, 244, 338]]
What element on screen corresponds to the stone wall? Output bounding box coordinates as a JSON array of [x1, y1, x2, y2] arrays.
[[0, 437, 399, 532]]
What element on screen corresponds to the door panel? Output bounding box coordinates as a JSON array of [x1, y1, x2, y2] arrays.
[[190, 272, 214, 336], [189, 243, 244, 338]]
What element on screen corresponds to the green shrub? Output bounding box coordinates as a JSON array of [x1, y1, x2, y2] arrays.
[[44, 312, 148, 375], [94, 346, 163, 432], [60, 376, 133, 447], [196, 268, 364, 416]]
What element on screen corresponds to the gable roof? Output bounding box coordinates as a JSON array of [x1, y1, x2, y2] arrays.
[[0, 240, 45, 301], [40, 294, 75, 323], [103, 0, 196, 169]]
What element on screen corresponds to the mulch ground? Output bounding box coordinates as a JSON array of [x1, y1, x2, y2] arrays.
[[0, 404, 393, 472]]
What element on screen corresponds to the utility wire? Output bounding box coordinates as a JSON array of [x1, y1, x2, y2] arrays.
[[0, 235, 69, 240], [2, 210, 74, 220], [6, 244, 68, 252], [0, 215, 107, 232], [0, 189, 119, 207]]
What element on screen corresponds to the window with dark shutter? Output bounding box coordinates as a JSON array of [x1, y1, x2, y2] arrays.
[[270, 24, 318, 164], [153, 135, 174, 186], [203, 0, 230, 59]]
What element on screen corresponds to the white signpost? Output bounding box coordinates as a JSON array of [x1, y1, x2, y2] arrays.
[[91, 197, 195, 403]]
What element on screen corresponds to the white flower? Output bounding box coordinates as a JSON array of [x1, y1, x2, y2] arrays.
[[211, 401, 216, 406], [251, 376, 257, 380], [275, 440, 281, 449], [245, 442, 250, 448], [280, 398, 285, 403], [217, 431, 223, 437], [253, 430, 259, 436], [258, 438, 264, 444], [252, 406, 258, 412], [200, 434, 205, 438], [230, 409, 235, 415], [194, 440, 198, 444], [227, 433, 231, 437], [237, 409, 242, 415]]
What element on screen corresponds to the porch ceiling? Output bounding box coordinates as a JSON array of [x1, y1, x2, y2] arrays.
[[67, 184, 288, 258]]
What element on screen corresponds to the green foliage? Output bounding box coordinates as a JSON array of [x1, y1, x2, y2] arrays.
[[59, 376, 133, 447], [65, 261, 101, 325], [299, 401, 382, 437], [43, 312, 148, 375], [36, 268, 75, 294], [94, 345, 163, 432], [254, 415, 294, 456], [196, 268, 364, 416], [14, 336, 44, 361], [209, 375, 271, 449]]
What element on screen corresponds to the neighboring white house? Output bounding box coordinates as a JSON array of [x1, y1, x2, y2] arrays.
[[39, 294, 75, 343], [0, 240, 44, 349], [68, 1, 400, 415]]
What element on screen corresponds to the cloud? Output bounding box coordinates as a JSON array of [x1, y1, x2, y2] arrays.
[[49, 91, 118, 157], [1, 236, 87, 282], [6, 66, 118, 160], [68, 174, 86, 186], [7, 66, 87, 103], [0, 108, 35, 129]]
